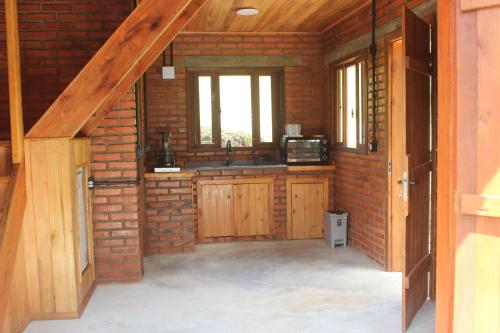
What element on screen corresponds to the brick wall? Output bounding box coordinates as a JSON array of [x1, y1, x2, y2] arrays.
[[322, 0, 430, 264], [144, 168, 335, 253], [144, 33, 324, 169], [144, 174, 195, 255], [90, 89, 143, 282], [0, 0, 133, 139]]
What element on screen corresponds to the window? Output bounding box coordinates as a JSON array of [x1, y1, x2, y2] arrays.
[[188, 68, 282, 149], [333, 52, 368, 153]]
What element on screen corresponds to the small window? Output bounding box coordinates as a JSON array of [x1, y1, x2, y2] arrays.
[[333, 52, 367, 153], [189, 68, 282, 149]]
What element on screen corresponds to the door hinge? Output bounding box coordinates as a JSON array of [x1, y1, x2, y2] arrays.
[[388, 161, 392, 174]]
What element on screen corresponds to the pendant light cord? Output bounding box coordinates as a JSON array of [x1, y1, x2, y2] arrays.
[[369, 0, 378, 152], [163, 43, 174, 66]]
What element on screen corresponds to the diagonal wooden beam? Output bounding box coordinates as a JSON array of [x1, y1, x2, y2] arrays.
[[27, 0, 208, 139]]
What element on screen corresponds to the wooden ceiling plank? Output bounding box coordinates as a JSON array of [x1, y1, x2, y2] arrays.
[[185, 0, 368, 33], [251, 0, 290, 32], [28, 0, 208, 139], [320, 0, 371, 34], [282, 0, 332, 32], [264, 0, 301, 32]]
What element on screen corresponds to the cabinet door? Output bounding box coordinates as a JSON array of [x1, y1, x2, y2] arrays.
[[198, 184, 234, 237], [234, 183, 271, 236], [288, 179, 328, 240]]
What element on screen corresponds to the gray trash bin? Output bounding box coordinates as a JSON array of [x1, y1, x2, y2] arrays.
[[325, 210, 348, 248]]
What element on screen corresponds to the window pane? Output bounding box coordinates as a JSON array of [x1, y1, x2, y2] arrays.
[[346, 64, 358, 149], [220, 76, 253, 147], [259, 76, 273, 143], [336, 69, 344, 143], [358, 62, 365, 145], [198, 76, 213, 144]]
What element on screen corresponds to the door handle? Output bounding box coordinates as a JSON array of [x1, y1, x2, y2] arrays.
[[398, 180, 416, 185]]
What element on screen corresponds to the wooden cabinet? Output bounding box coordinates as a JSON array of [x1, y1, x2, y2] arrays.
[[23, 138, 95, 319], [197, 178, 273, 238], [287, 177, 329, 240], [199, 184, 234, 237], [234, 183, 270, 236]]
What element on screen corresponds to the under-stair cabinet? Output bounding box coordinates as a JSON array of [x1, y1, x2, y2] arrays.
[[23, 138, 95, 319]]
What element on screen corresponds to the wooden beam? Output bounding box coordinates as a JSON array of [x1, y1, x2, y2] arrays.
[[175, 54, 304, 68], [27, 0, 208, 139], [5, 0, 24, 163], [323, 0, 436, 65], [0, 164, 27, 324]]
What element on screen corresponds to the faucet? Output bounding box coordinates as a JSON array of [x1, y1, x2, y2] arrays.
[[225, 140, 232, 166]]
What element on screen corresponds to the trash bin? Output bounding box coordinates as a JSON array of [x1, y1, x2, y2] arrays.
[[325, 210, 348, 248]]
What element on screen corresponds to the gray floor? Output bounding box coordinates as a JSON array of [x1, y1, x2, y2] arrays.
[[26, 240, 435, 333]]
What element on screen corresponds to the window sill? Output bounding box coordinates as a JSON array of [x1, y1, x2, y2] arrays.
[[334, 145, 368, 154]]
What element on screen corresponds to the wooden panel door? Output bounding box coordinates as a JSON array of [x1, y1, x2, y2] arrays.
[[387, 37, 405, 272], [234, 183, 271, 236], [402, 7, 432, 331], [198, 184, 234, 237], [287, 178, 328, 240]]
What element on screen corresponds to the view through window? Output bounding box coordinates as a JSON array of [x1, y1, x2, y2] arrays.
[[333, 54, 367, 153], [190, 69, 281, 149]]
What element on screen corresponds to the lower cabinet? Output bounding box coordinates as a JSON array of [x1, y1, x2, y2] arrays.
[[234, 183, 270, 236], [199, 184, 234, 237], [287, 177, 329, 240], [198, 178, 273, 238]]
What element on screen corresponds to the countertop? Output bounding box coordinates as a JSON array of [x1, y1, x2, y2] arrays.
[[145, 164, 336, 179]]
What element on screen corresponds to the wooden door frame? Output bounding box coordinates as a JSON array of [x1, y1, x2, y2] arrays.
[[384, 30, 403, 272], [435, 0, 457, 332]]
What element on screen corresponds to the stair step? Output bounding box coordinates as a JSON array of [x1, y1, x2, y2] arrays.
[[0, 141, 12, 177]]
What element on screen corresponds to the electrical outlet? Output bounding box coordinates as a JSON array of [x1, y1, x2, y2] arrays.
[[162, 66, 175, 80]]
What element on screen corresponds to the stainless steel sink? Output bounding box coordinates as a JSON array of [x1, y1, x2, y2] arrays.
[[185, 160, 286, 170]]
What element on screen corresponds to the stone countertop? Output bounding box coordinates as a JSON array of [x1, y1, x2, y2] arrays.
[[144, 164, 336, 179]]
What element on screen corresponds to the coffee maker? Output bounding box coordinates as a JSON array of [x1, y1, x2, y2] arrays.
[[156, 132, 176, 168]]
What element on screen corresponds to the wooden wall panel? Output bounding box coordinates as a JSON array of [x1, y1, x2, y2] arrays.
[[1, 236, 29, 333], [23, 139, 79, 318], [437, 1, 500, 332]]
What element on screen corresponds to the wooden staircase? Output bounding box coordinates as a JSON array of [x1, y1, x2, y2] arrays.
[[0, 140, 29, 333], [0, 0, 208, 331]]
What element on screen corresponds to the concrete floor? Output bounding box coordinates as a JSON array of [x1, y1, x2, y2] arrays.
[[26, 240, 435, 333]]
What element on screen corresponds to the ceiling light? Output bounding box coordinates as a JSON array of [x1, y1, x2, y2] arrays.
[[236, 7, 259, 16]]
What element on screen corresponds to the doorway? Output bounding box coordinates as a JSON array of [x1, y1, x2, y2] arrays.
[[385, 7, 437, 331]]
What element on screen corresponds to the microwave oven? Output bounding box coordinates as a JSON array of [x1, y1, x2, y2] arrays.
[[280, 136, 330, 165]]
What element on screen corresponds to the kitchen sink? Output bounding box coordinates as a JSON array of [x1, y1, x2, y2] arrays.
[[185, 160, 286, 170]]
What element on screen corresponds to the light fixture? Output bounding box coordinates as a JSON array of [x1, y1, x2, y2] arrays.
[[235, 7, 259, 16]]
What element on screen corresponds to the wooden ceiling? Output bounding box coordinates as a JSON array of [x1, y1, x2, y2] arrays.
[[184, 0, 370, 33]]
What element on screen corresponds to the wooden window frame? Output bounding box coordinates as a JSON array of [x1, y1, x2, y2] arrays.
[[187, 67, 284, 151], [332, 50, 368, 154]]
